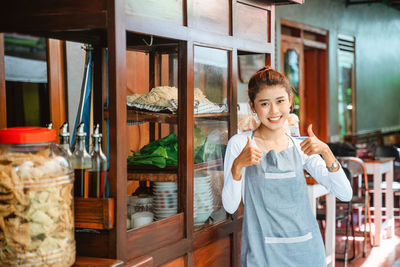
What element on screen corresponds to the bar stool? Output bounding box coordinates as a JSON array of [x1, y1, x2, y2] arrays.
[[374, 145, 400, 218]]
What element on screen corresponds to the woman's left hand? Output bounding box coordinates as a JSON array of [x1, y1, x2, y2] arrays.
[[300, 125, 329, 156]]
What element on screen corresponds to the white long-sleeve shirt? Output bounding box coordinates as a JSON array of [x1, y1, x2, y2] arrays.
[[222, 132, 353, 214]]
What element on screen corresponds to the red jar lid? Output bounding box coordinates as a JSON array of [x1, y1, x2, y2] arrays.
[[0, 127, 56, 144]]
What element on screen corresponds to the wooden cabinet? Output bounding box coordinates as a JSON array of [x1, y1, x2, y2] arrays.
[[0, 0, 301, 265]]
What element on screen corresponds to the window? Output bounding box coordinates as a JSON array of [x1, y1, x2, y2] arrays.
[[337, 34, 356, 139], [3, 33, 50, 127]]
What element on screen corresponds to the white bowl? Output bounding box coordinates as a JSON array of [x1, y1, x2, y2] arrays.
[[194, 201, 213, 207], [194, 192, 212, 199], [195, 176, 211, 181], [152, 186, 177, 191], [194, 205, 213, 213], [194, 188, 212, 194], [153, 194, 178, 199], [153, 182, 177, 188], [194, 212, 212, 225], [131, 212, 154, 228], [154, 207, 177, 212], [154, 212, 177, 218], [194, 182, 211, 187], [153, 198, 178, 203], [152, 189, 178, 194], [153, 202, 177, 208], [194, 203, 213, 210], [153, 199, 178, 204], [154, 205, 178, 210], [195, 180, 211, 184], [153, 183, 177, 187]]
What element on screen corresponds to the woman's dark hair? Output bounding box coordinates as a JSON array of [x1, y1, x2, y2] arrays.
[[248, 66, 296, 112]]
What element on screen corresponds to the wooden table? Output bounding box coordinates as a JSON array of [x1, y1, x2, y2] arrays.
[[364, 157, 395, 246], [308, 184, 336, 267]]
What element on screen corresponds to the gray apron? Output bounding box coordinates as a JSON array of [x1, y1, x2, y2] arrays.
[[241, 133, 326, 267]]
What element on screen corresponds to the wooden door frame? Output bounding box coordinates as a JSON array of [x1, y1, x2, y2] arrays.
[[0, 35, 66, 129], [281, 36, 305, 134], [47, 39, 67, 131], [280, 19, 329, 141]]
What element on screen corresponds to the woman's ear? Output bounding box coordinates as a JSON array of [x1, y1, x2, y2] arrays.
[[249, 100, 255, 113]]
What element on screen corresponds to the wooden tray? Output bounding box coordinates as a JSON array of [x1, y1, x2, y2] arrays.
[[74, 197, 114, 230], [104, 108, 229, 124]]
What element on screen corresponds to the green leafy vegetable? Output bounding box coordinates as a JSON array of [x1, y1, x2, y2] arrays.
[[127, 133, 178, 168]]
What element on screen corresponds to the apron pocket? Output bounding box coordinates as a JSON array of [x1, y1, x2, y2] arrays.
[[264, 171, 296, 179], [264, 232, 314, 258], [263, 172, 300, 209], [264, 232, 312, 244]]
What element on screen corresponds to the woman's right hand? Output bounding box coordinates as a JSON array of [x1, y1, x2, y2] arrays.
[[231, 136, 262, 180]]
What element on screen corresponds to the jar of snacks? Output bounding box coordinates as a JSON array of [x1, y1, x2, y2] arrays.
[[0, 127, 75, 266]]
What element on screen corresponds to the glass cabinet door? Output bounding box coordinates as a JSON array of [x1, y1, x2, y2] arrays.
[[193, 46, 229, 228], [126, 47, 180, 230], [237, 53, 266, 133]]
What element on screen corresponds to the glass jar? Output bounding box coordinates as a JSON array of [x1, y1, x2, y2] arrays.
[[0, 127, 75, 266]]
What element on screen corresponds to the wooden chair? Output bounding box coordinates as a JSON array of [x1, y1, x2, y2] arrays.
[[316, 167, 354, 267], [318, 157, 372, 266], [337, 157, 373, 259]]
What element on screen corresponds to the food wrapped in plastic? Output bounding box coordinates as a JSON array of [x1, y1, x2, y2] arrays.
[[0, 127, 75, 266], [284, 113, 300, 137]]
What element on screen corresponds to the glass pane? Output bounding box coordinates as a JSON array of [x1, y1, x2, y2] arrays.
[[126, 48, 180, 230], [194, 46, 228, 108], [237, 53, 266, 133], [283, 49, 299, 116], [338, 50, 354, 138], [4, 33, 49, 127], [193, 46, 229, 228], [238, 54, 265, 84]]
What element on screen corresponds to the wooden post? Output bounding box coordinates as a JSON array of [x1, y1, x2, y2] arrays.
[[107, 0, 127, 261]]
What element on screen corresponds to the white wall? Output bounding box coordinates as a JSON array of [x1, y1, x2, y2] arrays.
[[65, 41, 85, 133]]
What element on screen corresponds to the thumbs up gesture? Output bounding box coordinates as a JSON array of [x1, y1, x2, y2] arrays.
[[231, 136, 262, 180], [300, 124, 330, 156]]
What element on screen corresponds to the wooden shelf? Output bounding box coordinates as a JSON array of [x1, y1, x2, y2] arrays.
[[128, 172, 177, 182], [104, 108, 229, 124], [127, 159, 223, 182], [128, 163, 177, 173]]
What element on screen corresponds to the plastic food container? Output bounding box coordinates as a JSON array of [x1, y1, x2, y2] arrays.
[[0, 127, 75, 266]]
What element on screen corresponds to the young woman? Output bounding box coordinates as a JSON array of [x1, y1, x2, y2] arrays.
[[222, 67, 352, 266]]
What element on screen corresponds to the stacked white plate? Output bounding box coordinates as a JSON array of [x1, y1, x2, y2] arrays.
[[194, 175, 213, 226], [152, 182, 178, 220]]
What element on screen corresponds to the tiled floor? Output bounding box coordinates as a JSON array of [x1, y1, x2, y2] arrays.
[[334, 221, 400, 267]]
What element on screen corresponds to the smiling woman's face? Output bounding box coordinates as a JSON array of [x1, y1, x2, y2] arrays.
[[250, 85, 292, 131]]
